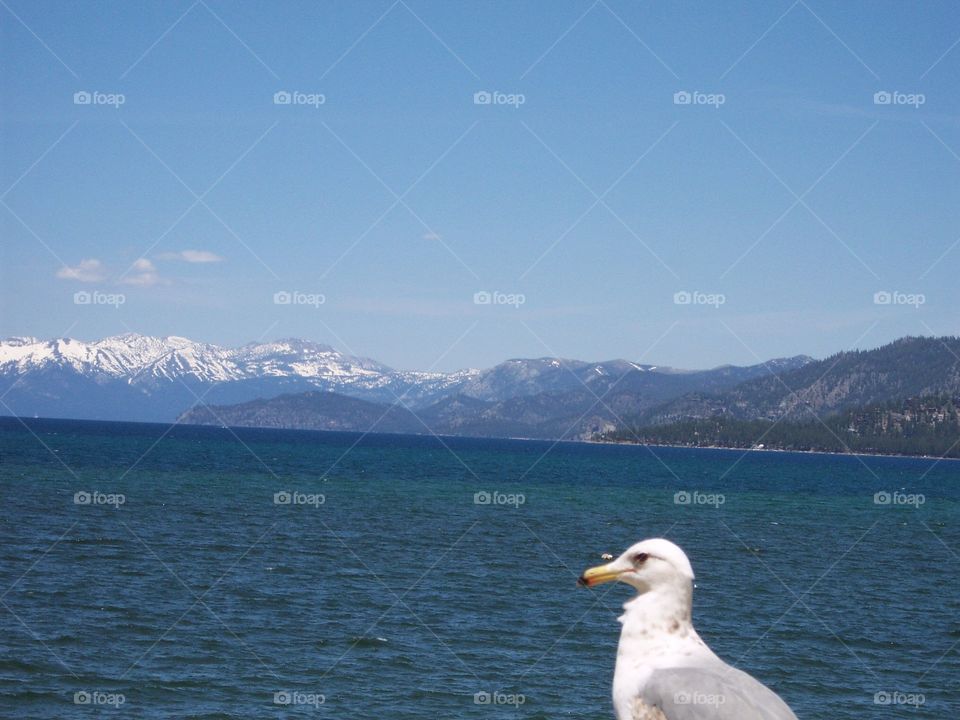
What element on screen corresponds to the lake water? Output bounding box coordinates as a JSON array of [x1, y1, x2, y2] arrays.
[[1, 418, 958, 718]]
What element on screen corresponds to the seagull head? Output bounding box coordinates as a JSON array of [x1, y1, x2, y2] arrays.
[[578, 538, 694, 594]]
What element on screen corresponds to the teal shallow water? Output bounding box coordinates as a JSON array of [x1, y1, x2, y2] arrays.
[[0, 418, 958, 718]]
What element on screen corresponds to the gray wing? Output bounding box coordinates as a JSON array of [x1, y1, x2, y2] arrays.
[[640, 663, 797, 720]]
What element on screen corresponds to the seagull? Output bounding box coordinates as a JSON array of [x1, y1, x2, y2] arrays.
[[579, 538, 798, 720]]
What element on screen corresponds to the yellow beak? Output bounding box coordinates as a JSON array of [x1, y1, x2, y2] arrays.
[[578, 561, 623, 587]]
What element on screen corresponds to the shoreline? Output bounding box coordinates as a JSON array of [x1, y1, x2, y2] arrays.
[[587, 437, 960, 462], [4, 415, 958, 463]]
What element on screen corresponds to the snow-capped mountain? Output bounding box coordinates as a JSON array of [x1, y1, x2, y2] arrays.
[[1, 334, 238, 384], [0, 334, 381, 382], [0, 334, 814, 428], [0, 334, 475, 422]]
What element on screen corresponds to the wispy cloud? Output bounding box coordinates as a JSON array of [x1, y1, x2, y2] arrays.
[[157, 249, 224, 263], [56, 258, 106, 283], [120, 258, 162, 286]]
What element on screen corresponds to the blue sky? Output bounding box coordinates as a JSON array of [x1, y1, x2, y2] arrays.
[[1, 0, 958, 371]]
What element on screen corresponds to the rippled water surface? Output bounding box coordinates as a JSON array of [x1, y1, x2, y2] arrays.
[[1, 418, 958, 718]]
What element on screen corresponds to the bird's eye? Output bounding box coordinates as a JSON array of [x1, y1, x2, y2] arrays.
[[633, 552, 649, 564]]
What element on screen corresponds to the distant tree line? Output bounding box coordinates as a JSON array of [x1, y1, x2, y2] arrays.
[[599, 395, 960, 459]]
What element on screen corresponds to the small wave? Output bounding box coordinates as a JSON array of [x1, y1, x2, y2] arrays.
[[348, 636, 388, 647], [0, 658, 48, 673]]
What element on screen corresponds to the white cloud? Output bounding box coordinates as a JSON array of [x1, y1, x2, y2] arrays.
[[56, 258, 106, 283], [157, 249, 224, 263], [422, 232, 442, 241], [121, 258, 161, 286]]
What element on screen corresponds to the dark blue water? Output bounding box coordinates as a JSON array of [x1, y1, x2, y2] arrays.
[[0, 418, 958, 718]]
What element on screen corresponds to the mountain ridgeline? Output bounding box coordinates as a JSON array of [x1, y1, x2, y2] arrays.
[[175, 356, 811, 440], [0, 335, 465, 422], [1, 334, 809, 433], [5, 334, 959, 454], [630, 336, 960, 424], [602, 336, 960, 457], [177, 336, 960, 453]]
